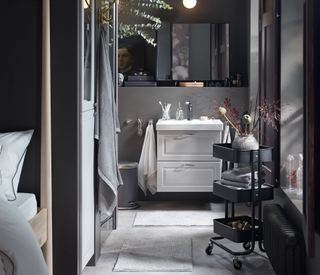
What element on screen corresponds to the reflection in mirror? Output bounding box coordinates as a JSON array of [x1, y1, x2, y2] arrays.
[[157, 23, 229, 82], [280, 0, 304, 213], [211, 23, 229, 80]]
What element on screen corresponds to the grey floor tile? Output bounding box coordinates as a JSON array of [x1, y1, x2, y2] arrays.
[[83, 201, 275, 275]]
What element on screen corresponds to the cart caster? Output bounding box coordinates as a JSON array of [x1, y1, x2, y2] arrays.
[[243, 242, 251, 250], [233, 257, 242, 270], [205, 243, 213, 255]]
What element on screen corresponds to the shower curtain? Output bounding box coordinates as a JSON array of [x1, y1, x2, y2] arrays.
[[95, 26, 123, 216]]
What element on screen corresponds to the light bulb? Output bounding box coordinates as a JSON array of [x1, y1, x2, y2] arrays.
[[183, 0, 197, 9], [84, 0, 90, 9]]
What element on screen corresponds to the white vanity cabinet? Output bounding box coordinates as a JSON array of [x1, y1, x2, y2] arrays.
[[156, 119, 223, 192]]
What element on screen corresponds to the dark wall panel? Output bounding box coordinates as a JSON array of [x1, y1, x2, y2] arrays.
[[0, 0, 42, 202], [51, 0, 79, 274]]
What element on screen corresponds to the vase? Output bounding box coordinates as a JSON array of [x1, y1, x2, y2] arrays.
[[232, 134, 259, 150]]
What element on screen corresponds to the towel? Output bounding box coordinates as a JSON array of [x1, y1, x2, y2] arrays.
[[221, 168, 258, 183], [220, 179, 250, 188], [222, 122, 231, 171], [94, 26, 123, 216], [138, 124, 157, 195]]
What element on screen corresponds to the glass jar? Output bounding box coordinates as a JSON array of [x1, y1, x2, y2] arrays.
[[296, 153, 303, 195], [286, 154, 296, 190]]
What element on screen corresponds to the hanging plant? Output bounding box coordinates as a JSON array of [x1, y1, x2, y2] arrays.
[[104, 0, 173, 46]]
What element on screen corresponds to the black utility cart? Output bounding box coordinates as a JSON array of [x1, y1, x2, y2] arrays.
[[206, 143, 274, 270]]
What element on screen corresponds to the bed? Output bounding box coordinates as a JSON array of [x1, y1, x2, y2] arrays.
[[11, 193, 48, 248], [0, 198, 49, 275], [0, 130, 50, 274]]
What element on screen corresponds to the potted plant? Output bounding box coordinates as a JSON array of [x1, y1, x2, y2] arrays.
[[217, 96, 291, 150]]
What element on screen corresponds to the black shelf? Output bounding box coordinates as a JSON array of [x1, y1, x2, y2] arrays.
[[214, 215, 261, 243], [213, 181, 273, 203], [213, 143, 273, 163]]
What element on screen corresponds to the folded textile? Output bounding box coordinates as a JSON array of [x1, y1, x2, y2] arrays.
[[220, 179, 250, 188], [221, 168, 257, 183]]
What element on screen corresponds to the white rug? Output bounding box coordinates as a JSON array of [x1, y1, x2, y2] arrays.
[[113, 237, 193, 272], [133, 210, 225, 227]]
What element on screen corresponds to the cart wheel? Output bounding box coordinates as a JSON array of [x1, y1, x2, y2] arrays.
[[243, 242, 251, 250], [205, 244, 213, 255], [233, 258, 242, 270]]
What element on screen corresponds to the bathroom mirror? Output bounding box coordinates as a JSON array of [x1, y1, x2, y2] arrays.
[[156, 23, 229, 81]]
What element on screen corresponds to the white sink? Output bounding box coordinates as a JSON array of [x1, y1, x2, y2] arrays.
[[156, 119, 223, 131]]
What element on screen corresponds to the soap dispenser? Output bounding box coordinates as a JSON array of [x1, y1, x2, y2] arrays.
[[186, 101, 193, 121], [176, 102, 184, 120]]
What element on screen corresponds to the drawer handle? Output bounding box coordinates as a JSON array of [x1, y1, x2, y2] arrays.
[[184, 163, 195, 167], [183, 132, 195, 136]]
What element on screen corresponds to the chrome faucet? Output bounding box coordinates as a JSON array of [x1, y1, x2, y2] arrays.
[[186, 101, 193, 121]]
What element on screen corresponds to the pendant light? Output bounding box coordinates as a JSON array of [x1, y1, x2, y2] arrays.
[[182, 0, 197, 9]]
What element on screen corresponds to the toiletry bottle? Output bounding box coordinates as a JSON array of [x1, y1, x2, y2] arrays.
[[237, 74, 242, 87], [176, 102, 184, 120], [186, 101, 193, 121]]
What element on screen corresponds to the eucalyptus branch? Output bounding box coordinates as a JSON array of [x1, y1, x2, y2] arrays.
[[115, 0, 173, 46]]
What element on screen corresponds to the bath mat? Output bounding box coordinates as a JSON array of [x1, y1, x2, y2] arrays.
[[133, 210, 225, 227], [113, 237, 192, 272]]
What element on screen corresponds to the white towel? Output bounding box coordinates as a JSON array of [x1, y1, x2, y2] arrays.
[[138, 124, 157, 195], [220, 179, 250, 188], [222, 122, 231, 171], [221, 168, 258, 183], [222, 122, 231, 144]]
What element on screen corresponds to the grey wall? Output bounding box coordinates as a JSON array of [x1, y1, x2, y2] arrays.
[[119, 0, 250, 86]]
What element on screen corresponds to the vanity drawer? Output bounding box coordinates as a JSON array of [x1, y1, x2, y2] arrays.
[[157, 130, 221, 161], [157, 161, 221, 192]]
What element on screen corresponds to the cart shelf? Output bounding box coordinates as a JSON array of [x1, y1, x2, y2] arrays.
[[213, 181, 273, 203], [213, 143, 273, 163], [214, 215, 261, 243], [206, 143, 273, 270]]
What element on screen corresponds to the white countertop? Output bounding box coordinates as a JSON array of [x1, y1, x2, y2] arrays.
[[156, 119, 223, 131]]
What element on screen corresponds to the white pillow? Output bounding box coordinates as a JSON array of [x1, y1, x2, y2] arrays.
[[0, 199, 49, 275], [0, 130, 34, 201], [0, 144, 7, 202]]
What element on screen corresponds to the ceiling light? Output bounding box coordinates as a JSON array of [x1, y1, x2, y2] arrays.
[[183, 0, 197, 9]]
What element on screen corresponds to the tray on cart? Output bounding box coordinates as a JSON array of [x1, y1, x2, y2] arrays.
[[213, 143, 273, 163], [214, 215, 261, 243], [213, 181, 274, 203]]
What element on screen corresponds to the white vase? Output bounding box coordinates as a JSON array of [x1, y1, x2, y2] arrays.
[[232, 134, 259, 150]]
